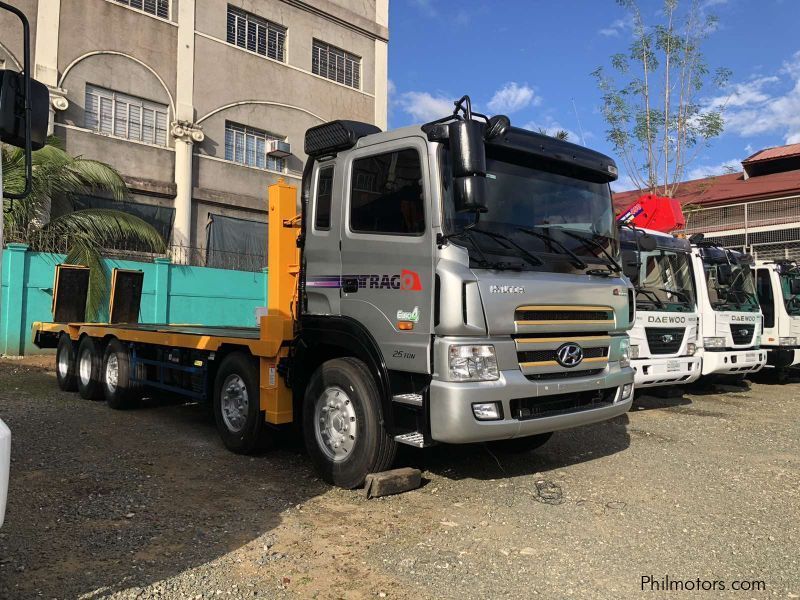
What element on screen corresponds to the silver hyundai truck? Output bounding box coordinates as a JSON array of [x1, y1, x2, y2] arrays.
[[295, 96, 635, 486]]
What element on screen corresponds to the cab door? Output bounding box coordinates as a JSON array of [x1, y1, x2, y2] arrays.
[[339, 137, 434, 374]]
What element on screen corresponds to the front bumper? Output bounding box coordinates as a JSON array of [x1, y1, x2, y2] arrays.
[[764, 347, 800, 369], [698, 348, 767, 376], [429, 364, 634, 444], [0, 419, 9, 528], [632, 355, 702, 388]]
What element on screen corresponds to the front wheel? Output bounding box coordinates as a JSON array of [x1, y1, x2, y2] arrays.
[[303, 357, 396, 489]]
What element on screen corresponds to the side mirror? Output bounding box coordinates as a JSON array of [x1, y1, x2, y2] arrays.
[[449, 119, 488, 213], [790, 278, 800, 295], [688, 233, 704, 244], [717, 264, 733, 286], [484, 115, 510, 140], [0, 69, 50, 150], [621, 249, 640, 282], [637, 232, 658, 252]]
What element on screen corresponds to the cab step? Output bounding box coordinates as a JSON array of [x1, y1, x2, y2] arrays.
[[392, 393, 423, 407], [394, 431, 435, 448]]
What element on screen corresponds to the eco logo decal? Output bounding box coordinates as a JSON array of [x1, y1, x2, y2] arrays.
[[396, 306, 420, 322]]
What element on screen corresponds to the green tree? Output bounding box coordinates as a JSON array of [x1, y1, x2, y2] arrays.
[[2, 137, 166, 318], [538, 128, 570, 141], [592, 0, 731, 195]]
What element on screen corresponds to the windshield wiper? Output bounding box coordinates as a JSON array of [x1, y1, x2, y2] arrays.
[[444, 226, 543, 269], [635, 287, 665, 308], [656, 287, 692, 303], [555, 229, 623, 273], [516, 227, 588, 270]]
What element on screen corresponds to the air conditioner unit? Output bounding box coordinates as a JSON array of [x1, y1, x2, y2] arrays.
[[267, 140, 291, 158]]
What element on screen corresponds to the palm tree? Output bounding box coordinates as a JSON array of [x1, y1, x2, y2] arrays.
[[2, 137, 166, 318], [538, 127, 570, 141]]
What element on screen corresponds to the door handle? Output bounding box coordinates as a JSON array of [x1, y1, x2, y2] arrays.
[[342, 277, 359, 293]]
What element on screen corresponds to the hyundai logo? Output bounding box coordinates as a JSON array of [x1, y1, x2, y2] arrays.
[[661, 334, 674, 344], [556, 343, 584, 368]]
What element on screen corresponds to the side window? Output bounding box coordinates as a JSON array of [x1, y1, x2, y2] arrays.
[[314, 166, 334, 230], [756, 269, 774, 328], [350, 149, 425, 235]]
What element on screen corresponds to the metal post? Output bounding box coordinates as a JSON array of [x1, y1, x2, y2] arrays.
[[743, 204, 749, 251]]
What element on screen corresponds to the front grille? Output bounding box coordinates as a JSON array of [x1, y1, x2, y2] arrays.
[[515, 308, 613, 322], [518, 346, 607, 364], [526, 368, 604, 381], [730, 324, 755, 345], [645, 327, 685, 354], [510, 388, 616, 420]]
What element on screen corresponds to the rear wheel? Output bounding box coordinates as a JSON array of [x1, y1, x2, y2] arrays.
[[213, 352, 269, 454], [102, 339, 140, 409], [76, 336, 104, 400], [55, 334, 78, 392], [303, 357, 397, 489], [488, 432, 553, 454]]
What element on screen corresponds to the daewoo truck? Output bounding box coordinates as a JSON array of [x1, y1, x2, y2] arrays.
[[619, 227, 701, 389], [689, 237, 767, 378], [753, 259, 800, 381], [32, 96, 635, 488]]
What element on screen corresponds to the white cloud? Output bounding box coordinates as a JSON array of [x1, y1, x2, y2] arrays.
[[598, 16, 633, 37], [686, 159, 741, 181], [487, 82, 539, 114], [706, 51, 800, 145], [394, 91, 453, 122], [610, 173, 639, 194], [411, 0, 437, 17], [522, 118, 582, 145]]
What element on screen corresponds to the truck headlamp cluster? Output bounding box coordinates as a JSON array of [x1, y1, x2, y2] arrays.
[[687, 342, 697, 356], [779, 337, 797, 346], [619, 338, 631, 368], [449, 345, 499, 382], [629, 344, 640, 360], [703, 336, 725, 349]]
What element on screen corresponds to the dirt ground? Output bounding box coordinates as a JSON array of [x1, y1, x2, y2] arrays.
[[0, 356, 798, 600]]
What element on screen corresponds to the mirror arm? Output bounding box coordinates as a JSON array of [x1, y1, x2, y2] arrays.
[[0, 1, 34, 203]]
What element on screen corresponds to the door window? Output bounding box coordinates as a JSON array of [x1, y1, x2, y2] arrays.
[[314, 166, 335, 231], [349, 149, 425, 235], [756, 269, 774, 328]]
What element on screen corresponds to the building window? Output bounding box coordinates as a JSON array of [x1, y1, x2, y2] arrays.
[[312, 39, 361, 89], [226, 5, 286, 62], [350, 149, 425, 235], [114, 0, 169, 19], [85, 85, 168, 146], [224, 122, 286, 172]]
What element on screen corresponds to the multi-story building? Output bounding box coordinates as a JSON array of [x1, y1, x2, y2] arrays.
[[0, 0, 389, 265]]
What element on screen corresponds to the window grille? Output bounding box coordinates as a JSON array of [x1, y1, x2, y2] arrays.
[[312, 39, 361, 89], [85, 84, 168, 146], [227, 5, 286, 62], [115, 0, 169, 19], [224, 122, 286, 172]]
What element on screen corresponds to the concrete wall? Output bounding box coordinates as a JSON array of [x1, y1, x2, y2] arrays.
[[1, 245, 268, 356]]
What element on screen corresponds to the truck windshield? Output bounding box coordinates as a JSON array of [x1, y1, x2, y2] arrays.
[[442, 147, 618, 272], [779, 270, 800, 315], [703, 261, 760, 312], [625, 249, 695, 312]]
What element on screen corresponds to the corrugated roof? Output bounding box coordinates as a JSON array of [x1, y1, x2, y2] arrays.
[[613, 168, 800, 212], [743, 142, 800, 164]]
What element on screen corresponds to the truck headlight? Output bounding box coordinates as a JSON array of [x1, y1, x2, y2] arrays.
[[687, 342, 696, 356], [619, 338, 631, 368], [449, 344, 499, 381], [703, 337, 725, 348], [779, 336, 797, 346], [629, 344, 640, 360]]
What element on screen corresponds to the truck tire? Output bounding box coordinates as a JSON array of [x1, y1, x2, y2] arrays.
[[213, 352, 269, 454], [488, 432, 553, 454], [303, 357, 397, 489], [56, 334, 78, 392], [102, 339, 140, 409], [76, 336, 104, 400]]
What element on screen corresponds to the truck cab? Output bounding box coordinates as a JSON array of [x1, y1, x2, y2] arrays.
[[621, 227, 701, 389], [690, 243, 767, 377], [753, 260, 800, 378], [298, 104, 635, 480]]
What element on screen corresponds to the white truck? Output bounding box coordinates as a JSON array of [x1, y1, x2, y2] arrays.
[[621, 227, 702, 389], [689, 238, 767, 378], [0, 418, 9, 527], [753, 259, 800, 381]]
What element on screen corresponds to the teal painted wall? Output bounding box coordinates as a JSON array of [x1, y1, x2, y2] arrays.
[[1, 245, 268, 355]]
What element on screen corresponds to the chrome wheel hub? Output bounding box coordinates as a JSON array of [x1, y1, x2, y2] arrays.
[[221, 374, 249, 433], [314, 386, 357, 462], [57, 349, 70, 378], [79, 350, 92, 386], [105, 354, 119, 393]]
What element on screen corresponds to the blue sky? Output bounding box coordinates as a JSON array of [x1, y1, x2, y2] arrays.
[[387, 0, 800, 190]]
